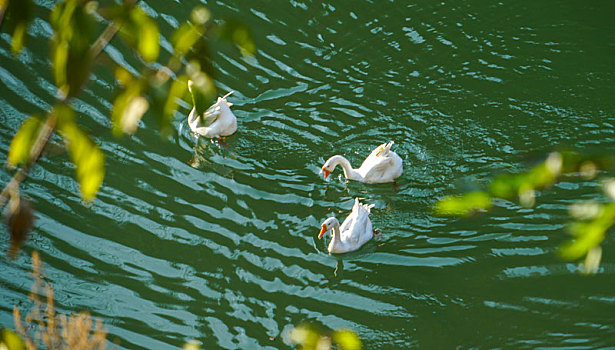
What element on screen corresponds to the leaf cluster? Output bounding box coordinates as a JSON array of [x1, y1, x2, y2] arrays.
[[289, 323, 362, 350], [433, 151, 615, 271], [0, 0, 255, 257]]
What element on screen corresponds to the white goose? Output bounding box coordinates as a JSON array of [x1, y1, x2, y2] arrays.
[[318, 198, 375, 254], [321, 141, 403, 183], [187, 80, 237, 138]]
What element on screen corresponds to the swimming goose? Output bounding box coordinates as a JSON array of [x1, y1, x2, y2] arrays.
[[187, 80, 237, 138], [318, 198, 375, 254], [321, 141, 402, 183]]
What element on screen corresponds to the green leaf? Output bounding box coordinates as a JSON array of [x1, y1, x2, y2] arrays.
[[165, 76, 188, 118], [147, 75, 188, 136], [130, 6, 159, 62], [106, 4, 160, 62], [55, 105, 105, 202], [10, 21, 28, 54], [489, 173, 527, 200], [433, 191, 492, 217], [7, 115, 44, 168], [50, 0, 93, 97], [171, 22, 204, 58], [187, 72, 215, 116], [289, 324, 321, 350], [0, 328, 26, 350], [559, 220, 609, 260], [3, 0, 34, 54], [111, 81, 146, 136], [332, 329, 362, 350], [218, 18, 256, 56], [183, 340, 201, 350]]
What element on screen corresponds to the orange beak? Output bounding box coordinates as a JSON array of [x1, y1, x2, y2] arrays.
[[322, 169, 331, 179], [318, 223, 327, 239]]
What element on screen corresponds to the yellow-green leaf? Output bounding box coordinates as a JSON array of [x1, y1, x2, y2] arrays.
[[115, 66, 134, 87], [182, 340, 201, 350], [121, 96, 149, 134], [4, 0, 34, 55], [50, 0, 93, 97], [111, 82, 144, 136], [190, 6, 211, 25], [56, 106, 105, 202], [164, 76, 188, 118], [332, 329, 361, 350], [130, 6, 159, 62], [580, 246, 602, 275], [489, 173, 526, 200], [0, 328, 26, 350], [11, 21, 28, 54], [8, 115, 44, 168], [433, 191, 492, 217], [171, 22, 203, 58], [559, 220, 609, 260], [289, 324, 320, 350], [218, 18, 255, 56], [52, 43, 69, 95]]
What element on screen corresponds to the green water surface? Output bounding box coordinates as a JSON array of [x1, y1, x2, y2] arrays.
[[1, 0, 615, 349]]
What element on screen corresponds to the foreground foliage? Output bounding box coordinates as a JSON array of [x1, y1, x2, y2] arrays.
[[433, 151, 615, 273], [0, 0, 254, 256], [289, 323, 361, 350]]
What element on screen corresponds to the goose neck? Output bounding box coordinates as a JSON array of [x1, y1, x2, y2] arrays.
[[331, 156, 361, 181]]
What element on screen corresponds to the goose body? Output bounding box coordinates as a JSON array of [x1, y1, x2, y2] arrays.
[[187, 81, 237, 138], [321, 141, 402, 183], [318, 198, 375, 254]]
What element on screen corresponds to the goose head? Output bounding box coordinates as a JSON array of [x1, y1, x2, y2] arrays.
[[318, 217, 339, 239], [321, 156, 342, 179]]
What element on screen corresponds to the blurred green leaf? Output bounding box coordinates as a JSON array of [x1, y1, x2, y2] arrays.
[[170, 6, 211, 59], [183, 340, 201, 350], [165, 76, 188, 118], [114, 66, 134, 87], [10, 21, 27, 54], [186, 61, 216, 116], [489, 153, 561, 205], [147, 75, 188, 136], [489, 173, 526, 200], [7, 115, 44, 168], [218, 18, 255, 56], [0, 328, 26, 350], [2, 0, 34, 54], [289, 324, 321, 350], [190, 6, 211, 25], [50, 0, 93, 98], [55, 104, 105, 202], [171, 22, 204, 58], [433, 191, 491, 217], [111, 81, 146, 136], [131, 6, 159, 62], [332, 329, 361, 350], [560, 220, 609, 260], [580, 246, 602, 275], [107, 4, 160, 62]]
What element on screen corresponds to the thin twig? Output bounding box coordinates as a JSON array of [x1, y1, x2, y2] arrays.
[[89, 21, 121, 60]]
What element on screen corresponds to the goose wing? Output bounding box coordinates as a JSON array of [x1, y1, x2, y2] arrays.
[[200, 103, 222, 127], [357, 141, 402, 182], [340, 199, 373, 244]]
